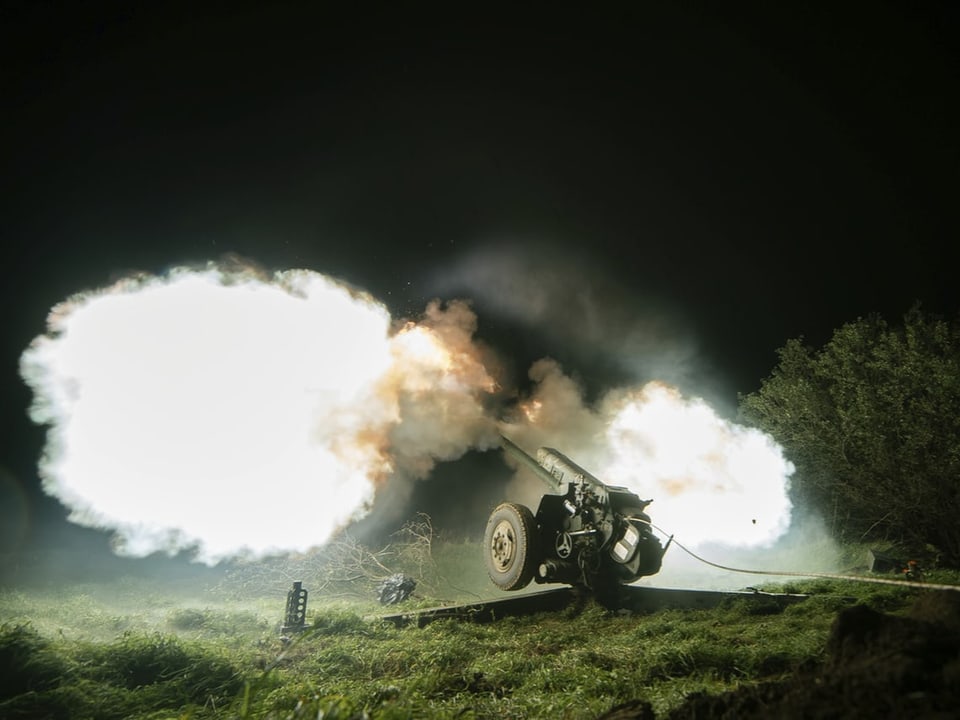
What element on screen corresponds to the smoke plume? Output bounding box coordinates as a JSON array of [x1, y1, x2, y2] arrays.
[[20, 263, 498, 563], [500, 359, 793, 548], [427, 241, 700, 389], [21, 258, 798, 567]]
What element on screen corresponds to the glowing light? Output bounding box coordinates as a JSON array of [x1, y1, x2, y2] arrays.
[[601, 384, 793, 546], [21, 261, 796, 565], [21, 264, 497, 562], [520, 399, 543, 423], [501, 360, 793, 549]]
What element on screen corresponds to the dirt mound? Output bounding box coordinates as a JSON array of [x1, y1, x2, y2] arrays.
[[600, 592, 960, 719]]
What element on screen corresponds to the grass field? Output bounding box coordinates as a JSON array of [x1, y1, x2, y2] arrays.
[[1, 539, 953, 719]]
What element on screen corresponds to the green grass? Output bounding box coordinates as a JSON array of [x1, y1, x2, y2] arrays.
[[2, 543, 956, 720]]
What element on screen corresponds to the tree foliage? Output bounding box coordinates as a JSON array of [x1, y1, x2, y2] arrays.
[[738, 306, 960, 565]]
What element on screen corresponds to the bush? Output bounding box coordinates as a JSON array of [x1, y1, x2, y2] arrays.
[[739, 306, 960, 565]]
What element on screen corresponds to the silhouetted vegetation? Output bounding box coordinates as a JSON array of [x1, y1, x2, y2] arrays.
[[739, 305, 960, 566]]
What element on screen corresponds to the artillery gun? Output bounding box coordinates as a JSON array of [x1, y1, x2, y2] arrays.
[[485, 435, 669, 594]]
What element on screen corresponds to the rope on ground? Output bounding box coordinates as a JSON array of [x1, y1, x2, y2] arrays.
[[647, 522, 960, 593]]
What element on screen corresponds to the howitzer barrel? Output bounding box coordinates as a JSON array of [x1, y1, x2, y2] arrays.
[[499, 435, 563, 493], [535, 447, 604, 488]]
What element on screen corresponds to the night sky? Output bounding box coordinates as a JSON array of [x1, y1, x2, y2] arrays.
[[2, 4, 958, 564]]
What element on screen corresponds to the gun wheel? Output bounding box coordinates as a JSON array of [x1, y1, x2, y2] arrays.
[[484, 502, 539, 591]]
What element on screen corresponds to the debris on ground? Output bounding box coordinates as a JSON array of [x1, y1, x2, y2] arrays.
[[378, 574, 417, 605]]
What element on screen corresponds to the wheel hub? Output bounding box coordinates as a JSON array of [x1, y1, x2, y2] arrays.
[[490, 520, 517, 572]]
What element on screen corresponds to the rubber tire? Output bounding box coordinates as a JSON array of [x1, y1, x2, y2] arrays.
[[484, 502, 539, 591]]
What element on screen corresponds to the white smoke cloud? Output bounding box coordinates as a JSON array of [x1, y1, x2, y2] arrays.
[[20, 257, 799, 569], [499, 358, 794, 548], [20, 263, 498, 563]]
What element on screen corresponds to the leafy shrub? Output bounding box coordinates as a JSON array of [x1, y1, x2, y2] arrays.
[[739, 306, 960, 565]]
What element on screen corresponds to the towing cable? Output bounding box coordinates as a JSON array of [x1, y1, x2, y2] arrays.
[[644, 521, 960, 593]]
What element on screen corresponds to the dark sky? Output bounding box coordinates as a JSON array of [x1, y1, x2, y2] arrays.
[[2, 3, 958, 559]]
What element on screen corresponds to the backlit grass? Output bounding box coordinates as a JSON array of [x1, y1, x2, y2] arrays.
[[2, 542, 954, 719]]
